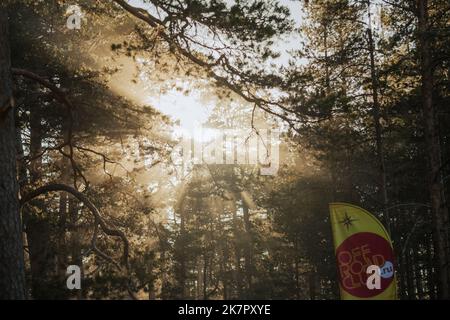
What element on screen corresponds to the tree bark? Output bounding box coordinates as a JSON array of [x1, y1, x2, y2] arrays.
[[218, 199, 229, 300], [69, 197, 85, 299], [231, 196, 243, 299], [417, 0, 450, 299], [405, 249, 415, 299], [241, 197, 253, 297], [175, 189, 187, 299], [426, 233, 437, 299], [413, 247, 424, 299], [367, 0, 390, 236], [0, 9, 27, 299], [23, 97, 56, 299]]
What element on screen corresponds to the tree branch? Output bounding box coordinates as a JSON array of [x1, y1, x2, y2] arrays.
[[11, 67, 85, 187], [20, 183, 137, 299], [110, 0, 303, 132]]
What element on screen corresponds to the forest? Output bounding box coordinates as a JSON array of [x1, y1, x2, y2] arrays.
[[0, 0, 449, 300]]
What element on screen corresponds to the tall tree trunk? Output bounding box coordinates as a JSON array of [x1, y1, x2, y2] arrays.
[[367, 0, 390, 236], [56, 142, 71, 287], [23, 97, 55, 299], [405, 249, 415, 299], [241, 198, 253, 297], [202, 253, 208, 300], [231, 196, 243, 299], [219, 199, 229, 300], [413, 247, 424, 299], [398, 249, 408, 299], [308, 271, 316, 300], [323, 21, 330, 92], [426, 233, 437, 299], [417, 0, 450, 299], [69, 197, 84, 299], [294, 238, 300, 299], [0, 9, 27, 299], [175, 190, 187, 299]]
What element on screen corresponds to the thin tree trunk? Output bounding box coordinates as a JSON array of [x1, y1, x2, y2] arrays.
[[413, 247, 424, 299], [219, 199, 229, 300], [405, 249, 414, 299], [241, 198, 253, 297], [323, 21, 330, 91], [231, 196, 243, 299], [426, 233, 437, 299], [309, 272, 316, 300], [69, 197, 84, 299], [398, 249, 408, 299], [23, 97, 56, 299], [367, 0, 390, 236], [176, 191, 187, 299], [56, 142, 71, 286], [294, 239, 300, 299], [203, 253, 208, 300]]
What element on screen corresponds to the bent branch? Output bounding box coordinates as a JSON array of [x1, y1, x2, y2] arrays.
[[20, 183, 137, 299]]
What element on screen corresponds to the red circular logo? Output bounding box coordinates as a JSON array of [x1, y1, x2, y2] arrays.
[[335, 232, 394, 298]]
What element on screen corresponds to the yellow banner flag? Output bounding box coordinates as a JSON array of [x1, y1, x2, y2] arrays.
[[329, 202, 397, 300]]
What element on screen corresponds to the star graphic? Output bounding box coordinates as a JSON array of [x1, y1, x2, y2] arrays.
[[338, 211, 358, 230]]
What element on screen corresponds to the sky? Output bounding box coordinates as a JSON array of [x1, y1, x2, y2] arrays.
[[122, 0, 304, 133]]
